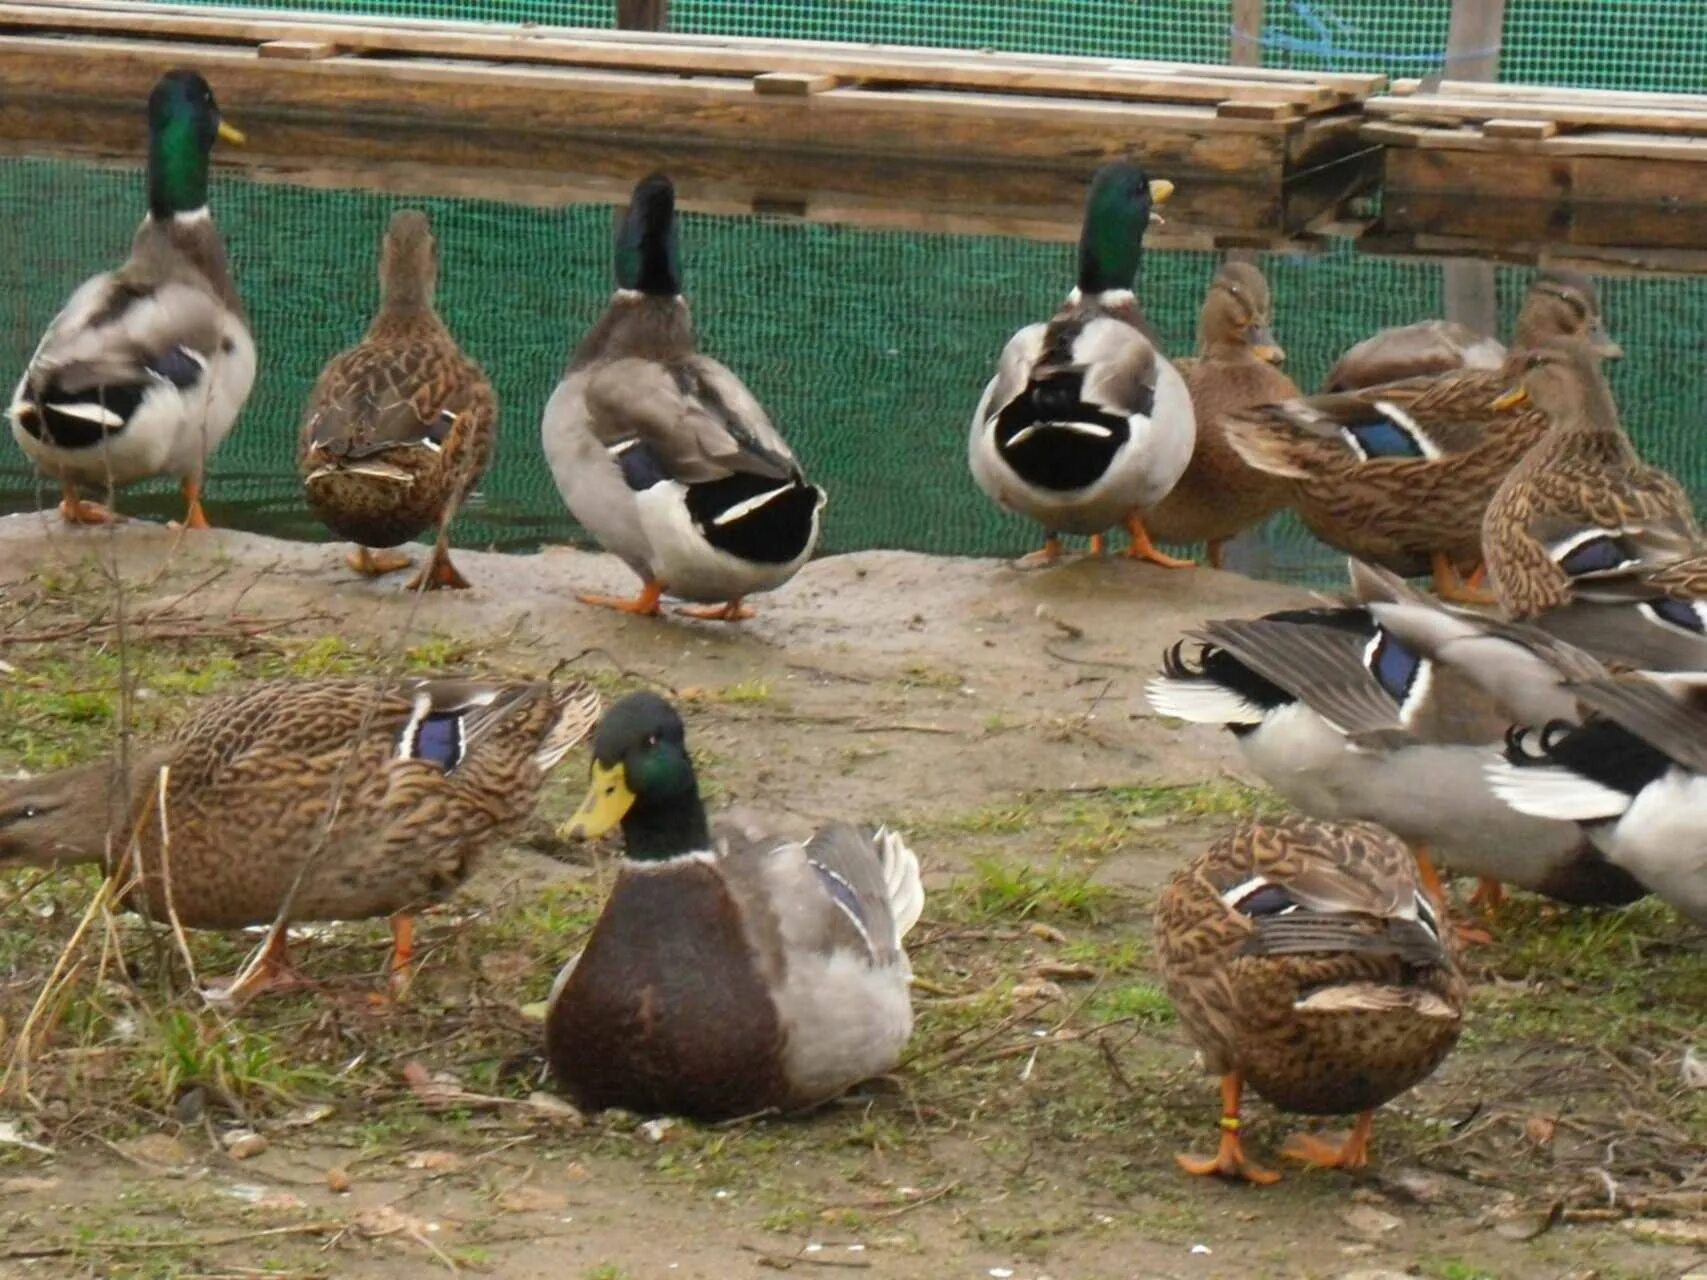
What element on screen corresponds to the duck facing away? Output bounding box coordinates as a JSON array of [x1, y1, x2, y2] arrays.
[[546, 692, 923, 1118], [969, 161, 1195, 567], [8, 70, 253, 528], [1224, 271, 1619, 602], [0, 677, 599, 998], [1156, 815, 1465, 1183], [543, 174, 826, 622], [1482, 343, 1701, 621], [1143, 261, 1297, 568], [299, 210, 497, 591]]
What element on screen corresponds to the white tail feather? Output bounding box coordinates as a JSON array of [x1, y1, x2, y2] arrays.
[[534, 682, 603, 772], [1145, 676, 1266, 725], [1486, 760, 1632, 822], [874, 827, 924, 943]]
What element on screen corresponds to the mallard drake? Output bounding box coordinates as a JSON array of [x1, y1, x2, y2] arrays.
[[1324, 320, 1505, 393], [1490, 673, 1707, 924], [299, 210, 496, 591], [1482, 343, 1702, 621], [1143, 261, 1297, 568], [1156, 815, 1465, 1183], [968, 161, 1195, 568], [1224, 271, 1620, 602], [542, 174, 826, 622], [1146, 564, 1646, 914], [545, 692, 923, 1118], [0, 677, 599, 998], [7, 70, 252, 528]]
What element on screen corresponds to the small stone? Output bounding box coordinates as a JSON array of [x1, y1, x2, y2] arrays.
[[223, 1131, 269, 1160], [325, 1167, 352, 1194], [1341, 1204, 1402, 1237]]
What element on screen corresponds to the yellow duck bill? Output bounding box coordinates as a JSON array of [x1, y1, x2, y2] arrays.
[[566, 761, 636, 839]]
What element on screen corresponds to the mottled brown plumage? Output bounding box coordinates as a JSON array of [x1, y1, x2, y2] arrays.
[[1483, 344, 1700, 619], [1224, 271, 1618, 585], [1156, 816, 1465, 1180], [0, 677, 599, 991], [1145, 262, 1298, 565], [300, 210, 496, 590], [1323, 319, 1505, 393]]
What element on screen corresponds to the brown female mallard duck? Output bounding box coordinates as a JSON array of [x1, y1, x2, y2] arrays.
[[1324, 319, 1505, 393], [1144, 261, 1297, 568], [1156, 815, 1465, 1183], [0, 677, 598, 998], [300, 210, 496, 590], [1482, 342, 1701, 621], [1224, 271, 1620, 602], [546, 692, 923, 1118]]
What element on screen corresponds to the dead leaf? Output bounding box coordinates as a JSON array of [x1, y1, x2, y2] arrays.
[[326, 1167, 352, 1194], [639, 1118, 676, 1144], [1523, 1114, 1557, 1147], [352, 1204, 444, 1239], [401, 1060, 468, 1109], [1011, 979, 1065, 1004], [252, 1191, 306, 1213], [407, 1150, 463, 1174], [223, 1131, 269, 1160], [1025, 922, 1067, 944], [1340, 1204, 1402, 1237], [526, 1091, 584, 1123], [1032, 961, 1097, 982], [1625, 1217, 1707, 1246], [496, 1186, 570, 1214], [281, 1103, 335, 1129], [119, 1132, 192, 1167]]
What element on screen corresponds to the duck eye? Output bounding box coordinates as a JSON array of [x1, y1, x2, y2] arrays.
[[643, 733, 660, 749]]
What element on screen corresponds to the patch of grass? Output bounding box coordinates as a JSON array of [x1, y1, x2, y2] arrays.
[[144, 1007, 329, 1107], [1097, 779, 1279, 821], [711, 679, 775, 706], [953, 856, 1118, 924], [1088, 981, 1175, 1026], [1422, 1261, 1499, 1280]]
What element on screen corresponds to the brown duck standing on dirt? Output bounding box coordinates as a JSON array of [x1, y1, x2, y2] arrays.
[[0, 677, 599, 1000], [299, 210, 496, 590], [1144, 262, 1298, 568], [1156, 815, 1465, 1184]]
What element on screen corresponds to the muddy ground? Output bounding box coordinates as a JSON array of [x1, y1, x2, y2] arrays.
[[0, 516, 1701, 1280]]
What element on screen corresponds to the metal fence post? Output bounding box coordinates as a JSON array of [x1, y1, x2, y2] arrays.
[[1442, 0, 1507, 339]]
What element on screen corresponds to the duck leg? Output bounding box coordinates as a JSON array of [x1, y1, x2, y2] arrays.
[[1176, 1073, 1280, 1185], [1088, 533, 1107, 557], [206, 930, 312, 1004], [1015, 535, 1064, 569], [678, 599, 754, 622], [387, 913, 416, 998], [1206, 538, 1228, 570], [405, 534, 471, 591], [57, 480, 119, 525], [1124, 514, 1194, 568], [1281, 1110, 1375, 1171], [1468, 876, 1506, 913], [1412, 843, 1491, 946], [1430, 553, 1497, 605], [178, 477, 212, 530], [578, 579, 664, 616], [348, 546, 413, 577]]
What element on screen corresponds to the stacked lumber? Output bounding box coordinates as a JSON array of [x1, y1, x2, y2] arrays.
[[0, 0, 1382, 184]]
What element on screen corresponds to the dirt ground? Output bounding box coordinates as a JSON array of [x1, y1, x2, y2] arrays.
[[0, 516, 1701, 1280]]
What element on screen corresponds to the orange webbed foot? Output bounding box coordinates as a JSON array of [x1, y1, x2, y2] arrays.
[[578, 579, 665, 616], [1430, 553, 1497, 605], [1015, 536, 1064, 569], [1175, 1139, 1281, 1186], [58, 498, 121, 525], [1281, 1112, 1374, 1171], [406, 549, 472, 592], [1124, 515, 1194, 568], [348, 547, 413, 577]]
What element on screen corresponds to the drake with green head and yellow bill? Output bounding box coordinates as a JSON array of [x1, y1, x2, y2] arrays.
[[541, 174, 826, 622], [300, 209, 497, 591], [969, 160, 1196, 568], [545, 692, 924, 1118], [1156, 815, 1465, 1184], [0, 677, 599, 1001], [8, 69, 253, 529]]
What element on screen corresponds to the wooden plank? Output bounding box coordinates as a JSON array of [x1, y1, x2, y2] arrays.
[[1229, 0, 1263, 68], [1371, 120, 1707, 161], [1367, 93, 1707, 135], [257, 39, 337, 61], [0, 2, 1354, 108], [8, 0, 1386, 92], [753, 71, 840, 95], [0, 34, 1296, 177], [1394, 77, 1707, 111], [1444, 0, 1505, 83], [1481, 117, 1557, 139], [1384, 140, 1707, 205], [1217, 98, 1298, 120]]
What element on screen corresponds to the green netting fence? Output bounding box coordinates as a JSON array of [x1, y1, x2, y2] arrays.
[[174, 0, 1707, 95], [4, 154, 1704, 579]]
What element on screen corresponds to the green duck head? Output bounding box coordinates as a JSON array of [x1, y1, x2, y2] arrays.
[[565, 691, 710, 860], [147, 69, 243, 221], [614, 172, 682, 298], [1076, 160, 1172, 296]]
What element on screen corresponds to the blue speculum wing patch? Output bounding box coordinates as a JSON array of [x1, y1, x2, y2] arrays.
[[1367, 630, 1425, 705], [1649, 596, 1706, 633], [411, 711, 465, 771], [147, 345, 205, 389], [1233, 882, 1295, 917], [1557, 534, 1630, 578], [1345, 418, 1424, 459], [811, 860, 870, 932]]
